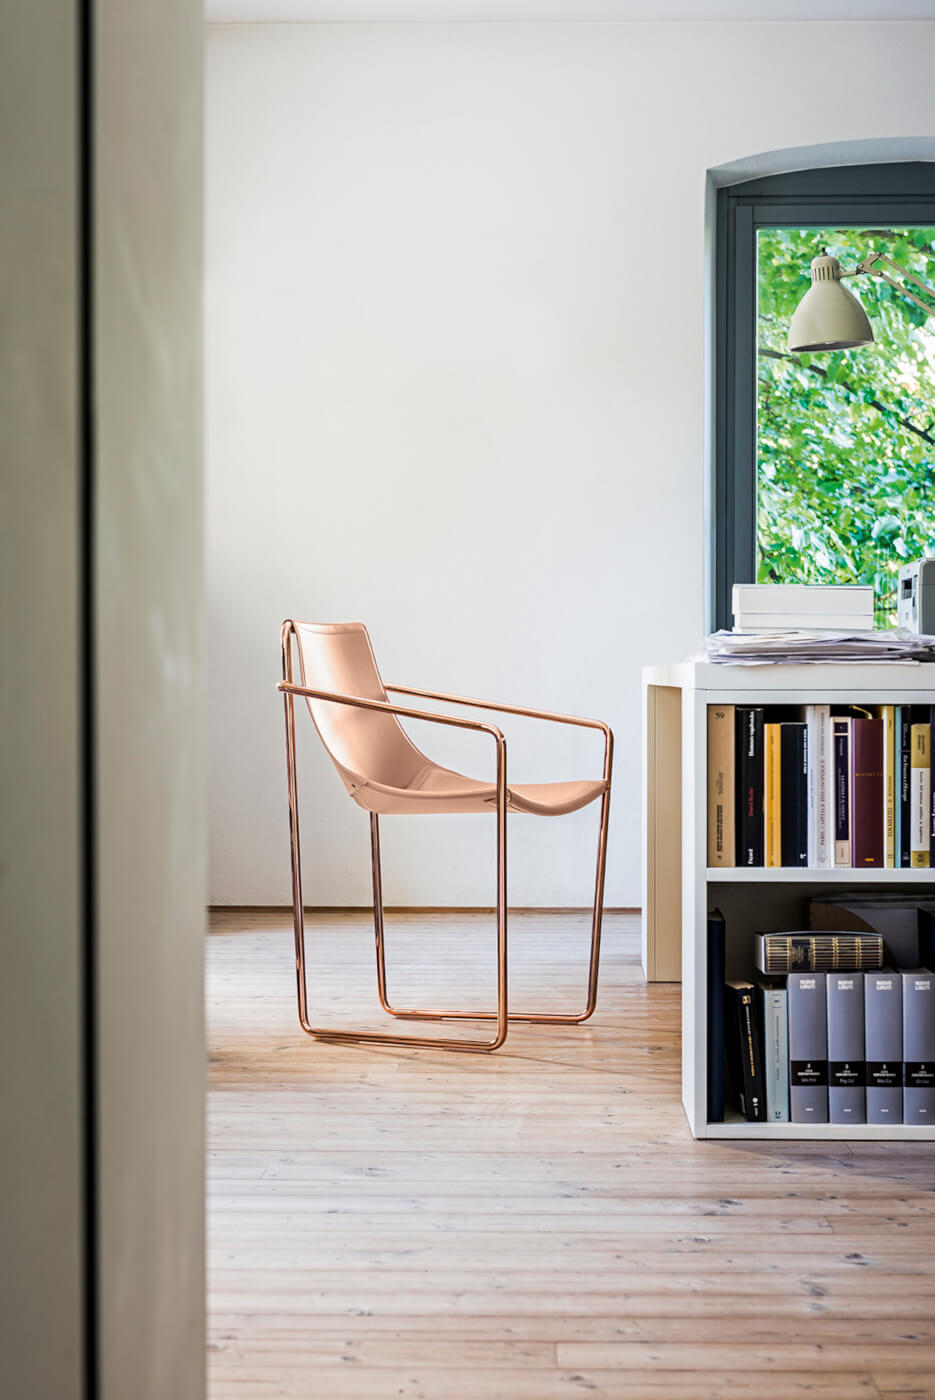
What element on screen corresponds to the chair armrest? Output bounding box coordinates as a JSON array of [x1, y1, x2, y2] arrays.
[[385, 684, 613, 781], [277, 680, 505, 743], [385, 684, 609, 736]]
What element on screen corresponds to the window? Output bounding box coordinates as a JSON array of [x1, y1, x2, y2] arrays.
[[713, 164, 935, 630]]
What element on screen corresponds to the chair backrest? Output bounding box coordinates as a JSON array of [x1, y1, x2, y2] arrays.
[[287, 621, 430, 794]]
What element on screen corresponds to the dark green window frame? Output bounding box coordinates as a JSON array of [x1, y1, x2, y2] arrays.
[[712, 162, 935, 632]]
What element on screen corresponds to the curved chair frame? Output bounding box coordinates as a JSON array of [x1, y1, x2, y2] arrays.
[[279, 619, 613, 1053]]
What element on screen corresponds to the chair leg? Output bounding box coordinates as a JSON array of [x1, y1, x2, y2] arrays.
[[284, 690, 508, 1052], [375, 780, 612, 1026]]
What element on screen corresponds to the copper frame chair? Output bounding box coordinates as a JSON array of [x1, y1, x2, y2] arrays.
[[279, 619, 613, 1053]]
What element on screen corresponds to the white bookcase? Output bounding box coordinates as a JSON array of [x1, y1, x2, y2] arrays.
[[642, 659, 935, 1141]]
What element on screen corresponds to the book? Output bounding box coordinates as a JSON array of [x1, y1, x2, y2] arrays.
[[725, 980, 766, 1122], [851, 716, 884, 868], [902, 971, 935, 1125], [788, 972, 829, 1124], [881, 704, 896, 868], [865, 972, 903, 1124], [826, 973, 866, 1124], [833, 716, 851, 867], [730, 584, 875, 633], [764, 723, 782, 868], [898, 706, 912, 868], [780, 722, 808, 867], [808, 895, 922, 971], [706, 706, 735, 868], [930, 704, 935, 867], [758, 981, 789, 1123], [754, 931, 884, 975], [736, 708, 764, 867], [910, 721, 931, 868], [806, 704, 831, 869], [707, 909, 726, 1123]]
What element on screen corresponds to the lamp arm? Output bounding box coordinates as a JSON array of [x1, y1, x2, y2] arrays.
[[855, 250, 935, 318]]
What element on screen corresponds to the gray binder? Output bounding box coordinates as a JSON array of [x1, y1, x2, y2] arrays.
[[902, 971, 935, 1125], [826, 973, 865, 1124], [758, 982, 789, 1123], [788, 972, 828, 1124], [865, 972, 903, 1124]]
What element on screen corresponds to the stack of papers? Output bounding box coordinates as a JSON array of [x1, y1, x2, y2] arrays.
[[704, 629, 935, 666]]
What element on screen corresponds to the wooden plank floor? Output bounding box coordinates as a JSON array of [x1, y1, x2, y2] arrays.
[[208, 909, 935, 1399]]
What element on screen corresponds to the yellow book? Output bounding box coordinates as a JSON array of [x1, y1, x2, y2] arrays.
[[911, 723, 931, 868], [765, 722, 782, 868], [881, 704, 896, 868], [706, 705, 735, 867]]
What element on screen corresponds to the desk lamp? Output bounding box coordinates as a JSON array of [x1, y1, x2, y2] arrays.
[[788, 246, 935, 352]]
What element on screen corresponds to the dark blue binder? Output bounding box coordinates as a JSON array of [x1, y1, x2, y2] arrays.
[[707, 908, 726, 1122]]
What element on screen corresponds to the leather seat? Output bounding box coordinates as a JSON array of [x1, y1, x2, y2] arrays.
[[343, 764, 608, 817], [292, 621, 609, 819]]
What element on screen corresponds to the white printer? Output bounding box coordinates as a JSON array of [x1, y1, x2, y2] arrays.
[[897, 558, 935, 634]]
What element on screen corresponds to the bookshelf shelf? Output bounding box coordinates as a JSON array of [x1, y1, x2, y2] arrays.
[[642, 658, 935, 1142], [707, 866, 935, 884], [702, 1119, 935, 1141]]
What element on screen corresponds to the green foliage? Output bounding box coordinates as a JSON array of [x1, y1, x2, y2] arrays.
[[756, 227, 935, 625]]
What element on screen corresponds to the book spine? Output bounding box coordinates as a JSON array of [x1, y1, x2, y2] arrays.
[[902, 971, 935, 1125], [736, 708, 764, 867], [755, 933, 884, 975], [729, 984, 766, 1122], [827, 973, 866, 1124], [762, 986, 789, 1123], [833, 717, 851, 867], [814, 706, 831, 868], [706, 910, 726, 1123], [930, 704, 935, 868], [898, 706, 911, 869], [806, 706, 818, 867], [765, 724, 782, 868], [851, 717, 884, 868], [788, 973, 828, 1124], [780, 723, 808, 867], [706, 706, 735, 868], [911, 721, 931, 868], [865, 972, 903, 1125], [882, 704, 896, 869]]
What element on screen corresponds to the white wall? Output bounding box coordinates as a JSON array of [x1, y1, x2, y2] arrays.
[[206, 19, 935, 906]]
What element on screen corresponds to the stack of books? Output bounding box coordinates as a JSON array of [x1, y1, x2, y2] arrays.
[[730, 583, 875, 634], [707, 703, 935, 869], [708, 920, 935, 1126]]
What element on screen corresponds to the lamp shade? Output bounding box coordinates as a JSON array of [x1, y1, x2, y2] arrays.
[[787, 251, 874, 352]]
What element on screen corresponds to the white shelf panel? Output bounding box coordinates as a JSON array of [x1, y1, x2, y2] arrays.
[[643, 659, 935, 696], [702, 1120, 935, 1141], [707, 866, 935, 884]]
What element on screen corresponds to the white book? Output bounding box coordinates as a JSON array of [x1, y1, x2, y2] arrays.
[[737, 612, 876, 633], [759, 983, 789, 1123], [732, 583, 874, 614], [806, 705, 831, 868]]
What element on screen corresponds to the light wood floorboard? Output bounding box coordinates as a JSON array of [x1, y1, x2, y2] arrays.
[[208, 909, 935, 1399]]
